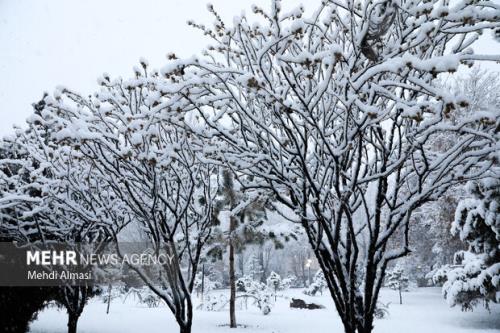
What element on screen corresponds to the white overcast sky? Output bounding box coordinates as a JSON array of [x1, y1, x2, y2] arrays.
[[0, 0, 499, 136]]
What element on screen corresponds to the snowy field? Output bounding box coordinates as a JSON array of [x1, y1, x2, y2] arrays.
[[29, 287, 500, 333]]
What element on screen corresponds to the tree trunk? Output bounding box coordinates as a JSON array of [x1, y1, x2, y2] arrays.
[[340, 320, 356, 333], [176, 296, 193, 333], [180, 323, 191, 333], [106, 284, 112, 314], [399, 287, 402, 305], [359, 315, 375, 333], [67, 312, 79, 333], [312, 242, 378, 333], [229, 216, 237, 328]]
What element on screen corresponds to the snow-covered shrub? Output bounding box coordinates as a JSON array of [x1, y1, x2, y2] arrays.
[[261, 304, 271, 315], [441, 252, 499, 311], [374, 302, 390, 319], [236, 275, 254, 292], [236, 275, 269, 296], [142, 294, 161, 308], [100, 284, 126, 303], [202, 293, 229, 311], [266, 271, 283, 301], [124, 287, 162, 308], [193, 271, 221, 296], [282, 275, 298, 289], [429, 265, 452, 286], [303, 270, 327, 296], [236, 275, 274, 314], [266, 271, 283, 291], [439, 178, 499, 311]]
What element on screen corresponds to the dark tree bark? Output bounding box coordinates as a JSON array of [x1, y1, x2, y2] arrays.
[[0, 286, 57, 333], [179, 322, 192, 333], [67, 312, 79, 333], [229, 215, 237, 328], [57, 286, 93, 333]]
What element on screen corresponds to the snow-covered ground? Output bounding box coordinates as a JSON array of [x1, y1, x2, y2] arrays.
[[29, 287, 500, 333]]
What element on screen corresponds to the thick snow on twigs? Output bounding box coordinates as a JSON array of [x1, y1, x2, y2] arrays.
[[29, 288, 500, 333]]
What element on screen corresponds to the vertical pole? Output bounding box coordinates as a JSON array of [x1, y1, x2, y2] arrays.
[[308, 265, 312, 285], [201, 263, 205, 301], [106, 284, 112, 314], [229, 217, 237, 328]]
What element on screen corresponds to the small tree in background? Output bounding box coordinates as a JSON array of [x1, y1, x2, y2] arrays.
[[208, 167, 287, 327], [194, 267, 220, 300], [385, 267, 409, 305], [248, 252, 264, 282], [266, 271, 282, 300]]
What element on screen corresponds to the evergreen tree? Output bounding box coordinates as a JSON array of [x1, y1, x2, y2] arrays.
[[438, 177, 499, 311], [210, 169, 288, 327]]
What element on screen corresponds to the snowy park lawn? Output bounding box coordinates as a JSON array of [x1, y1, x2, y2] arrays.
[[29, 287, 499, 333]]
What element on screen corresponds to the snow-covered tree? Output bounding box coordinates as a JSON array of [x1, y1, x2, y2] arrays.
[[439, 176, 499, 311], [385, 267, 409, 304], [34, 63, 220, 333], [193, 268, 220, 298], [210, 168, 271, 328], [247, 252, 264, 282], [405, 68, 500, 285], [0, 108, 106, 333], [266, 271, 282, 300], [205, 168, 291, 327], [0, 121, 62, 332], [267, 271, 282, 289], [163, 1, 500, 332]]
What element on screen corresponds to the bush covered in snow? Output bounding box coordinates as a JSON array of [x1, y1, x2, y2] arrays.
[[267, 271, 283, 291], [193, 271, 222, 296], [303, 270, 328, 296], [437, 178, 499, 311], [236, 275, 274, 314], [282, 275, 298, 289]]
